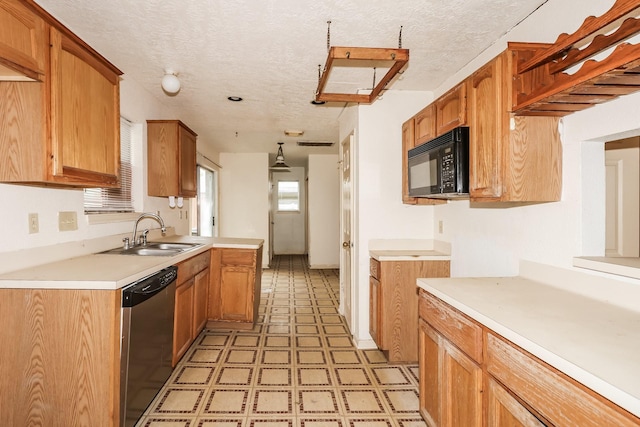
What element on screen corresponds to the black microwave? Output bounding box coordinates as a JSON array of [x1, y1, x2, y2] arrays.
[[407, 126, 469, 198]]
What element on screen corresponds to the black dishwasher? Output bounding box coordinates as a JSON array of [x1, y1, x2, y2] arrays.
[[120, 266, 177, 427]]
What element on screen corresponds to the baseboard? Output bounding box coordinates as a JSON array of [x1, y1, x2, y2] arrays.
[[353, 338, 378, 350]]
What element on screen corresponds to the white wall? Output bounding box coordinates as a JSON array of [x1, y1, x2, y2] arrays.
[[271, 167, 306, 255], [308, 154, 340, 268], [339, 90, 435, 345], [219, 152, 270, 268], [0, 74, 193, 270]]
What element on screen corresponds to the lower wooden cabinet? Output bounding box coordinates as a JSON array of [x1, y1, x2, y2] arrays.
[[209, 246, 263, 328], [418, 289, 640, 427], [173, 251, 210, 366], [369, 257, 450, 362], [487, 378, 546, 427], [418, 318, 482, 427]]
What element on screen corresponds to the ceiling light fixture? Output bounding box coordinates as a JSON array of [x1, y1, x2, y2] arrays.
[[270, 142, 290, 170], [284, 129, 304, 137], [227, 96, 243, 102], [314, 22, 408, 104], [161, 69, 181, 95]]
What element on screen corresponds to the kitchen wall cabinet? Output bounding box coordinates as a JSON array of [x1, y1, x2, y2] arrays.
[[0, 287, 121, 426], [209, 246, 263, 328], [0, 0, 47, 80], [414, 103, 437, 145], [147, 120, 197, 198], [173, 250, 210, 366], [0, 0, 122, 188], [467, 48, 562, 202], [418, 288, 640, 427], [435, 82, 467, 136], [369, 257, 450, 362]]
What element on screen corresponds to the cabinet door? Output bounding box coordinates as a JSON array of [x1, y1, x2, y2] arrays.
[[487, 378, 546, 427], [0, 0, 47, 79], [179, 124, 197, 197], [442, 339, 482, 427], [220, 266, 253, 322], [369, 275, 382, 348], [468, 55, 504, 200], [173, 278, 194, 366], [419, 319, 442, 427], [436, 83, 467, 135], [49, 27, 120, 187], [192, 268, 209, 337], [415, 104, 437, 145]]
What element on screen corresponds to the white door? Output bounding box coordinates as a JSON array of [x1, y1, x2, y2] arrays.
[[271, 169, 306, 255], [340, 134, 353, 331], [605, 138, 639, 256]]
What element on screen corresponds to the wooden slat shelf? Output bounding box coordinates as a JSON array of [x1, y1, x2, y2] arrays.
[[512, 0, 640, 116]]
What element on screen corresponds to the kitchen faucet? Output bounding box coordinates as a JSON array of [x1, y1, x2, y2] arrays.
[[130, 212, 167, 246]]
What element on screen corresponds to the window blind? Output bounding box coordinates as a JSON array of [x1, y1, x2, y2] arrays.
[[83, 117, 134, 213]]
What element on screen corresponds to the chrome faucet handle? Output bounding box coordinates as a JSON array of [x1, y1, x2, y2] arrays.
[[122, 237, 130, 250], [139, 229, 150, 246]]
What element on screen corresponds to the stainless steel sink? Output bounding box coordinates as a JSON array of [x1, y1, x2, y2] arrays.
[[100, 241, 203, 256]]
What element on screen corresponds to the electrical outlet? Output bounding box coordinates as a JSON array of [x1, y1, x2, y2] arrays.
[[58, 211, 78, 231], [28, 213, 39, 234], [438, 220, 444, 234]]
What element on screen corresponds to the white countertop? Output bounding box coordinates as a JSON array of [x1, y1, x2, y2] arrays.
[[369, 249, 450, 261], [0, 235, 263, 290], [417, 264, 640, 418]]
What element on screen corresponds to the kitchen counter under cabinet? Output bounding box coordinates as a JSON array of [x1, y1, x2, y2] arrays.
[[417, 260, 640, 425]]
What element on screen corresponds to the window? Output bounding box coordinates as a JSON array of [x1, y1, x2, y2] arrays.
[[277, 181, 300, 211], [83, 117, 134, 213]]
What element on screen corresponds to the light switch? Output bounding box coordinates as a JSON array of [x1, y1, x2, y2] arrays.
[[58, 211, 78, 231], [28, 213, 39, 234]]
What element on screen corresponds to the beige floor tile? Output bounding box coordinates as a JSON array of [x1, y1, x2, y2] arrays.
[[143, 256, 423, 427]]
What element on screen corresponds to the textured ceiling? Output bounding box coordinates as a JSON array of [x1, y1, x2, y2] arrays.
[[34, 0, 549, 166]]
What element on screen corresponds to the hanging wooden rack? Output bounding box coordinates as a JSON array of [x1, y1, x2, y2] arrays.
[[315, 46, 409, 104], [512, 0, 640, 116]]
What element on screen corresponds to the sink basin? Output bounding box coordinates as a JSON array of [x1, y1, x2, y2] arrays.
[[100, 241, 203, 256]]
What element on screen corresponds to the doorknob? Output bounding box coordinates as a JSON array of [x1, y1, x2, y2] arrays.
[[342, 241, 350, 248]]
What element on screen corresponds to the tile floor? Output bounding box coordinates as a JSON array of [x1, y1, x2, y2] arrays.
[[136, 255, 426, 427]]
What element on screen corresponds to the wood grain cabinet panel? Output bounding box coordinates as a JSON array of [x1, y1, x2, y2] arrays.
[[147, 120, 197, 198], [467, 48, 562, 202], [0, 0, 47, 79], [173, 251, 210, 366], [0, 1, 122, 187], [487, 378, 546, 427], [209, 246, 263, 328], [0, 288, 121, 426], [415, 103, 437, 145], [435, 82, 467, 136], [370, 259, 450, 362]]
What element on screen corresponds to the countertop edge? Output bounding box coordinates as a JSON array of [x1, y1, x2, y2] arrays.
[[416, 279, 640, 419]]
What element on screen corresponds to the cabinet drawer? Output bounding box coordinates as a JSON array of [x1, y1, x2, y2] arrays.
[[177, 251, 210, 285], [220, 248, 255, 266], [418, 290, 482, 363], [369, 258, 380, 279], [486, 333, 639, 427]]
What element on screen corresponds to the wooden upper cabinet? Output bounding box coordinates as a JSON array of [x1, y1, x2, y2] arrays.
[[414, 103, 437, 145], [147, 120, 197, 198], [0, 0, 47, 80], [0, 2, 122, 188], [50, 27, 121, 187], [468, 49, 562, 202], [435, 82, 467, 136]]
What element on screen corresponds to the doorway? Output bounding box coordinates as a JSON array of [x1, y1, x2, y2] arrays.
[[605, 136, 640, 256], [270, 168, 306, 255], [192, 165, 218, 237]]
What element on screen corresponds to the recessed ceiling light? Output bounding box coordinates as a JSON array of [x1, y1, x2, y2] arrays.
[[284, 129, 304, 137], [227, 96, 243, 102], [310, 99, 326, 105]]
